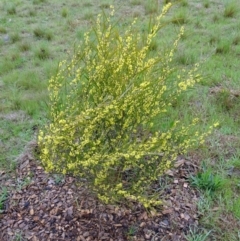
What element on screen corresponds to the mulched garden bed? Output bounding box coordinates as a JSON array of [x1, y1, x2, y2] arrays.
[[0, 141, 201, 241]]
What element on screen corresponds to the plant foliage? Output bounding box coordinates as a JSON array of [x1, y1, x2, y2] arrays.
[[190, 164, 224, 193], [38, 4, 217, 208]]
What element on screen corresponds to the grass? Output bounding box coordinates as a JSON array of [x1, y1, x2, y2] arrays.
[[190, 165, 224, 194], [10, 32, 21, 43], [0, 0, 240, 240], [34, 43, 51, 60], [130, 0, 141, 6], [224, 2, 238, 18], [0, 187, 8, 213], [144, 0, 159, 15], [0, 26, 7, 34], [203, 0, 210, 8], [18, 41, 31, 52], [6, 5, 17, 15], [61, 7, 68, 18], [171, 8, 188, 24], [185, 227, 211, 241], [33, 27, 53, 41]]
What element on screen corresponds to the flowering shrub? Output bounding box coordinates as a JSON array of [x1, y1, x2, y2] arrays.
[[38, 4, 217, 208]]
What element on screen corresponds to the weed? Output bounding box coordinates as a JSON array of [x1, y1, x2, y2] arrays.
[[53, 174, 65, 185], [17, 177, 32, 190], [127, 225, 138, 237], [38, 5, 216, 208], [232, 197, 240, 219], [185, 227, 212, 241], [13, 230, 25, 241], [197, 193, 214, 216], [190, 164, 224, 193], [0, 187, 8, 213], [229, 156, 240, 169]]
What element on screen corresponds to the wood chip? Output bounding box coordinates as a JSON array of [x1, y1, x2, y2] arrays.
[[30, 208, 34, 215], [0, 145, 203, 241], [174, 159, 185, 168]]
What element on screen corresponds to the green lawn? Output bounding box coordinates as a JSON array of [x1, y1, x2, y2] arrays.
[[0, 0, 240, 240]]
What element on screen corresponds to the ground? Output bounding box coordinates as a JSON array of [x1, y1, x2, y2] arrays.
[[0, 141, 201, 241]]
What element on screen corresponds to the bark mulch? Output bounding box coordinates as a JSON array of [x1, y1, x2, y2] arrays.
[[0, 143, 201, 241]]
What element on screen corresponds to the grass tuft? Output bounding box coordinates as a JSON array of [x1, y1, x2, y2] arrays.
[[224, 2, 238, 18], [61, 7, 68, 18], [203, 0, 210, 8], [33, 27, 53, 41], [0, 26, 7, 34], [185, 227, 212, 241], [190, 164, 224, 194], [144, 0, 159, 15], [100, 3, 111, 9], [171, 9, 188, 24], [232, 34, 240, 45], [212, 14, 220, 23], [163, 0, 171, 4], [0, 187, 8, 213], [33, 0, 47, 4], [83, 10, 94, 20], [130, 0, 141, 6], [215, 40, 231, 54], [18, 41, 31, 52], [10, 32, 21, 43], [34, 43, 51, 60], [181, 0, 188, 7], [29, 8, 37, 17], [6, 5, 16, 15]]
